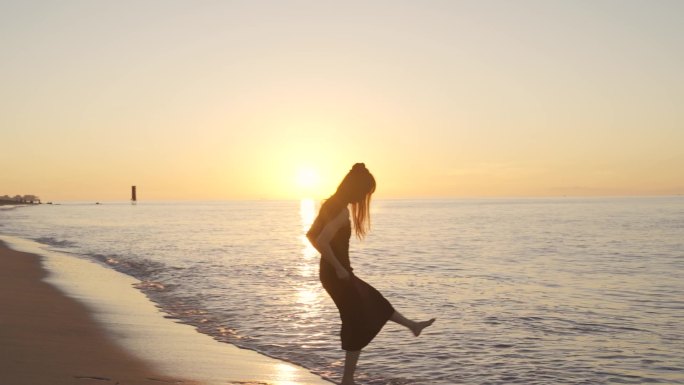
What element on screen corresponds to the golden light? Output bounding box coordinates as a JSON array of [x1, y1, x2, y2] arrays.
[[296, 166, 319, 189], [295, 166, 321, 197]]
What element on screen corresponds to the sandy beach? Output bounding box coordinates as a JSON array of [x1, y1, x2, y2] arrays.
[[0, 240, 193, 385], [0, 238, 332, 385]]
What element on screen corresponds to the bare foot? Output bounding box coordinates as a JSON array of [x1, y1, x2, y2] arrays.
[[411, 318, 436, 337]]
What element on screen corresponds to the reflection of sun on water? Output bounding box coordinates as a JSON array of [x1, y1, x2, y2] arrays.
[[297, 288, 318, 306], [300, 198, 316, 232], [300, 198, 318, 261], [296, 198, 323, 322]]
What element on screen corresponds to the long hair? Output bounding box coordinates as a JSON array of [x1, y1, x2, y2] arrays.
[[336, 163, 376, 239]]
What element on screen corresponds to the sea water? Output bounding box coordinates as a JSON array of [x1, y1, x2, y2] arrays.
[[1, 197, 683, 385]]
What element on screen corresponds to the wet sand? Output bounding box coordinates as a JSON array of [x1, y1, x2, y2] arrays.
[[0, 240, 196, 385]]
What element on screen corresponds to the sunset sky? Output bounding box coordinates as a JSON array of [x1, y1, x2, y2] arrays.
[[2, 1, 682, 201]]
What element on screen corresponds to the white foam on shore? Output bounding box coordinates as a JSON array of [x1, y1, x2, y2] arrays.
[[1, 235, 333, 385]]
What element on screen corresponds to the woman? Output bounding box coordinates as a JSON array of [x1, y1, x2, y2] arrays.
[[307, 163, 435, 385]]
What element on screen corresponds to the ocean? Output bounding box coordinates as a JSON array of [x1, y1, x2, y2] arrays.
[[1, 197, 683, 385]]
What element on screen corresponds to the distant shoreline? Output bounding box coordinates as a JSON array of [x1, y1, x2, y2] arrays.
[[0, 201, 37, 206]]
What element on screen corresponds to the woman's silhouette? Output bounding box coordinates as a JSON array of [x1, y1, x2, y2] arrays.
[[307, 163, 435, 385]]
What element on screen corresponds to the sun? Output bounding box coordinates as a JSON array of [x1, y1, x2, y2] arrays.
[[294, 166, 321, 199], [296, 167, 320, 192]]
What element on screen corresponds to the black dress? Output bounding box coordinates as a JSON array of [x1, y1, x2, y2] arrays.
[[307, 198, 395, 351]]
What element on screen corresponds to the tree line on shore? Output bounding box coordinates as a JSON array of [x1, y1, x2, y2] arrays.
[[0, 194, 41, 204]]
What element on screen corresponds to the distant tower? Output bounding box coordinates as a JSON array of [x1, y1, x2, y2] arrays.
[[131, 185, 137, 205]]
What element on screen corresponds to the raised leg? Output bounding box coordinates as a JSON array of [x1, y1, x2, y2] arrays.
[[341, 350, 360, 385], [390, 311, 436, 337]]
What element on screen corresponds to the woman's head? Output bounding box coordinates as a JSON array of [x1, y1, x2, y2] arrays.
[[336, 163, 376, 239]]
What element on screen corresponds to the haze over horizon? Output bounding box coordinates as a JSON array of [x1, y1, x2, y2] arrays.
[[2, 1, 682, 201]]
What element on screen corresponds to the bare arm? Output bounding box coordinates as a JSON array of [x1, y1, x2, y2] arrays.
[[307, 208, 351, 280]]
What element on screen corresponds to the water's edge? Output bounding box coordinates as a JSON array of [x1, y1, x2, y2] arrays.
[[0, 234, 333, 385]]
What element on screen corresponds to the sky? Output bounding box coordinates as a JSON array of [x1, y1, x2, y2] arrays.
[[1, 0, 682, 201]]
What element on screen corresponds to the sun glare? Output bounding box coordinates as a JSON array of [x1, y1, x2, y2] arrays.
[[295, 167, 320, 196]]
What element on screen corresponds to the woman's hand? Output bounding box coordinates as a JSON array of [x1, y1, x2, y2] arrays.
[[336, 267, 351, 280]]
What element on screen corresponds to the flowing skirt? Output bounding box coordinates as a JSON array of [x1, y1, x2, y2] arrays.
[[320, 264, 395, 351]]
